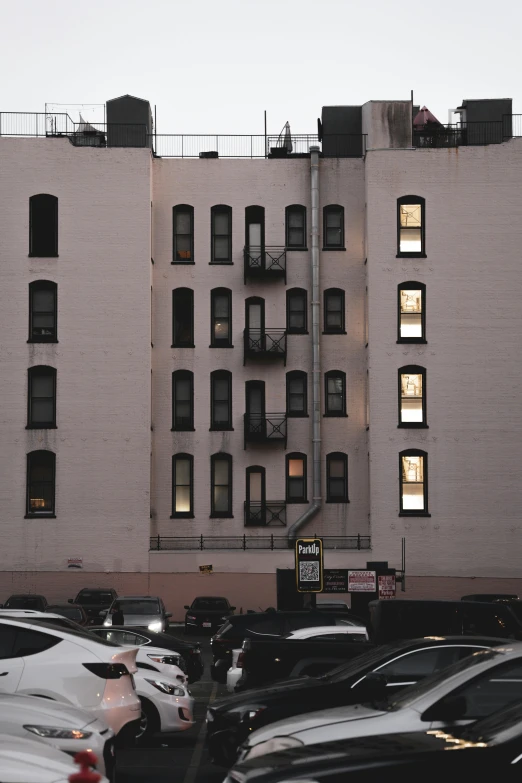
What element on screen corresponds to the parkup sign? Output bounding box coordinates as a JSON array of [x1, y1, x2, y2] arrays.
[[295, 538, 324, 593]]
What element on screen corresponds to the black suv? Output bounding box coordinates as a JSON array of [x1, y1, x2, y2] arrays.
[[69, 588, 117, 625], [1, 594, 48, 611]]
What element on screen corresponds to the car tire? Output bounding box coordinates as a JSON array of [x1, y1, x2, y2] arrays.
[[136, 697, 160, 744]]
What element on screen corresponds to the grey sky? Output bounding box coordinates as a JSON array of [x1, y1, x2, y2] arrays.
[[2, 0, 520, 136]]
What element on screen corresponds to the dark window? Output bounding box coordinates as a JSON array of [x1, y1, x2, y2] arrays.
[[172, 288, 194, 347], [29, 281, 57, 342], [323, 205, 344, 249], [286, 288, 307, 333], [211, 370, 232, 430], [211, 205, 232, 264], [26, 450, 56, 516], [397, 196, 425, 257], [327, 452, 348, 502], [210, 288, 232, 347], [286, 452, 307, 503], [285, 205, 307, 249], [399, 365, 427, 427], [398, 282, 426, 343], [13, 629, 60, 657], [324, 288, 345, 333], [29, 194, 58, 257], [0, 626, 17, 659], [446, 659, 522, 720], [378, 648, 449, 678], [286, 371, 307, 417], [400, 449, 429, 515], [172, 370, 194, 431], [245, 205, 265, 255], [27, 366, 56, 428], [172, 453, 194, 518], [173, 205, 194, 262], [325, 370, 346, 416], [211, 453, 233, 517]]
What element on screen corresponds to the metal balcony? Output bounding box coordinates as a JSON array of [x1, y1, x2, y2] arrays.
[[244, 413, 287, 449], [243, 329, 286, 365], [244, 501, 287, 527], [244, 247, 286, 284]]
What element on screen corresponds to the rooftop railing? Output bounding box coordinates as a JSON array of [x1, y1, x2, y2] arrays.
[[413, 115, 521, 148], [149, 534, 371, 551]]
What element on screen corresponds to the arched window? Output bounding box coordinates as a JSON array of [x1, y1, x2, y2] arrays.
[[210, 453, 233, 517], [172, 288, 194, 347], [211, 205, 232, 264], [397, 196, 426, 257], [172, 453, 194, 518], [399, 449, 429, 515], [27, 366, 56, 428], [324, 370, 346, 416], [245, 206, 265, 254], [286, 452, 307, 503], [172, 370, 194, 431], [210, 288, 232, 347], [324, 288, 345, 334], [286, 370, 307, 417], [323, 205, 344, 249], [29, 281, 57, 342], [173, 204, 194, 262], [210, 370, 232, 430], [398, 365, 427, 427], [29, 194, 58, 257], [245, 465, 266, 526], [26, 450, 56, 516], [398, 282, 426, 343], [286, 288, 307, 333], [326, 452, 348, 502], [285, 205, 307, 249]]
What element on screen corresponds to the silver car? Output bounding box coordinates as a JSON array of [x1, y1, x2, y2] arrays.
[[102, 596, 172, 633]]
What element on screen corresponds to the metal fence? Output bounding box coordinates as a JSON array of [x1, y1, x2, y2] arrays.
[[149, 534, 371, 551]]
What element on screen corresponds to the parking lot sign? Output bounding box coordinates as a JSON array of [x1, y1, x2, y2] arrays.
[[348, 570, 377, 592], [295, 538, 323, 592]]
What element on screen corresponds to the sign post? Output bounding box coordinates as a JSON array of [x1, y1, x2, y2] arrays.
[[295, 538, 324, 593]]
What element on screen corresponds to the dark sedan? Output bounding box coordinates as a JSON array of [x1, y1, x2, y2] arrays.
[[46, 603, 89, 626], [185, 596, 235, 634], [1, 594, 48, 611], [69, 588, 117, 625], [207, 635, 508, 767]]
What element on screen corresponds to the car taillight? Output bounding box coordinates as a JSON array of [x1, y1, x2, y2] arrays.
[[237, 652, 245, 669], [83, 663, 129, 679]]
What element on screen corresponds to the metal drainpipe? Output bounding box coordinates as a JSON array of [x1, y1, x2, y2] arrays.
[[288, 146, 321, 543]]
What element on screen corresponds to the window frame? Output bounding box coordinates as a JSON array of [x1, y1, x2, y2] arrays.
[[323, 288, 346, 334], [210, 453, 233, 518], [398, 365, 428, 428], [323, 205, 345, 250], [397, 196, 426, 258], [210, 370, 233, 431], [286, 370, 308, 418], [28, 281, 57, 343], [172, 204, 194, 264], [286, 288, 308, 334], [171, 453, 194, 519], [397, 282, 426, 344], [286, 452, 308, 504], [27, 366, 57, 429], [285, 205, 307, 250], [324, 370, 347, 417], [211, 205, 232, 264], [172, 288, 194, 348], [29, 194, 58, 258], [26, 449, 56, 518], [172, 370, 194, 431], [326, 452, 349, 503], [210, 288, 233, 348], [399, 448, 430, 517]]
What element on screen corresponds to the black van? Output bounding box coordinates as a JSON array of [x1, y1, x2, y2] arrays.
[[368, 599, 522, 644]]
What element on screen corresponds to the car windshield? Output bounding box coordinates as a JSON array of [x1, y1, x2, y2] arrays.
[[192, 598, 229, 611], [118, 599, 160, 615], [322, 642, 412, 684], [459, 701, 522, 745], [506, 603, 522, 624], [4, 597, 42, 609], [76, 591, 114, 605], [47, 606, 83, 621]]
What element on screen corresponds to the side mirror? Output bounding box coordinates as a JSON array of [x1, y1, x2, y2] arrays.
[[166, 612, 173, 619], [99, 610, 108, 617], [357, 672, 389, 702], [184, 605, 190, 610], [424, 695, 467, 723]]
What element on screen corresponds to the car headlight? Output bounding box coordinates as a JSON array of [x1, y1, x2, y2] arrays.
[[103, 619, 112, 627], [145, 679, 185, 697], [187, 615, 196, 621], [148, 621, 163, 632], [245, 736, 304, 759], [24, 725, 93, 740]]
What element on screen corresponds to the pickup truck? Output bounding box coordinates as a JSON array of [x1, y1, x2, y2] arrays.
[[237, 635, 373, 690]]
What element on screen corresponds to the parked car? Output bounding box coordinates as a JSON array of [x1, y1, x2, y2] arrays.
[[0, 616, 141, 744], [185, 596, 235, 634], [462, 593, 519, 602], [134, 668, 195, 741], [69, 588, 117, 626], [315, 600, 352, 613], [1, 594, 47, 611], [284, 625, 368, 641], [236, 642, 522, 762], [227, 649, 243, 693], [0, 693, 115, 776], [102, 595, 172, 632], [0, 733, 110, 783], [226, 701, 522, 783], [207, 635, 506, 766], [45, 603, 89, 626]]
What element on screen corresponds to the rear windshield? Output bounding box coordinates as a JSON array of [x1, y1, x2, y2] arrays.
[[4, 597, 43, 609], [75, 591, 114, 605], [192, 598, 229, 611], [47, 606, 83, 621], [117, 599, 160, 615]]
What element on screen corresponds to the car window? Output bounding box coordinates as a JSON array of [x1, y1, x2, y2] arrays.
[[4, 597, 44, 610], [47, 606, 83, 622], [377, 647, 459, 678], [13, 629, 61, 657], [75, 591, 115, 605], [461, 605, 516, 637], [0, 626, 17, 659], [455, 659, 522, 719], [191, 598, 229, 611], [98, 630, 149, 646], [117, 600, 160, 615]]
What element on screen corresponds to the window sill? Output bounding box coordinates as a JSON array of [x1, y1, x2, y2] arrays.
[[396, 253, 427, 259], [26, 424, 57, 429], [323, 413, 348, 418], [25, 514, 56, 519], [209, 261, 234, 265], [399, 511, 431, 517], [170, 514, 195, 519], [171, 344, 195, 349], [287, 413, 309, 418], [210, 513, 234, 518], [286, 500, 309, 504], [326, 499, 350, 504], [27, 339, 59, 344], [287, 330, 308, 336], [171, 261, 195, 265], [322, 247, 346, 251], [209, 344, 234, 349], [398, 423, 429, 429], [28, 254, 59, 258], [286, 247, 308, 252], [396, 339, 428, 345], [209, 427, 234, 432], [322, 331, 347, 336], [171, 427, 195, 432]]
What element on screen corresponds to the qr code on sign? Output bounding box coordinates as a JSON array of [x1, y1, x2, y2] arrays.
[[299, 561, 319, 582]]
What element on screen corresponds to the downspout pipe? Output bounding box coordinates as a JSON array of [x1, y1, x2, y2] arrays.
[[288, 146, 322, 543]]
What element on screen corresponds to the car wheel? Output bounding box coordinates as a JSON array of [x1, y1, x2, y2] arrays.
[[136, 697, 160, 744]]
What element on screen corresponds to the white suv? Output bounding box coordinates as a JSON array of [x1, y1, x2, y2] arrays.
[[0, 617, 141, 742]]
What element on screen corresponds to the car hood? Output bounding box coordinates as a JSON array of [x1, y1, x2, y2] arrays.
[[213, 677, 321, 711], [247, 703, 386, 747], [0, 694, 107, 730], [187, 609, 230, 616]]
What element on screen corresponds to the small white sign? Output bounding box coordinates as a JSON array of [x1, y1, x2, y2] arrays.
[[67, 557, 83, 570], [348, 570, 376, 592]]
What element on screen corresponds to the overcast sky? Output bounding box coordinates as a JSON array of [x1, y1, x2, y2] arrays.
[[2, 0, 520, 136]]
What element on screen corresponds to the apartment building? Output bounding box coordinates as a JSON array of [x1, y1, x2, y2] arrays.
[[1, 95, 521, 613]]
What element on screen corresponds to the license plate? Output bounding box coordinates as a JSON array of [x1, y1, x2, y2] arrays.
[[203, 622, 211, 628]]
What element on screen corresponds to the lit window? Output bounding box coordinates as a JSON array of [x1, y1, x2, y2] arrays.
[[286, 371, 307, 417], [211, 371, 232, 430], [286, 453, 307, 503], [325, 370, 346, 416], [286, 205, 307, 249], [398, 282, 426, 343], [29, 281, 57, 342], [211, 453, 232, 517], [172, 288, 194, 347], [27, 366, 56, 428], [172, 454, 193, 517], [26, 450, 55, 516], [399, 366, 427, 427], [397, 196, 425, 256], [210, 288, 232, 347], [29, 195, 58, 257], [211, 206, 232, 264], [172, 371, 194, 431], [173, 205, 194, 263], [400, 449, 429, 515], [326, 453, 348, 502], [323, 205, 344, 249]]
